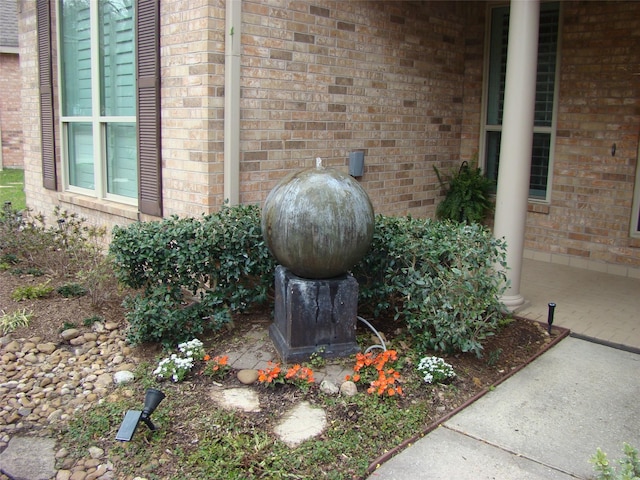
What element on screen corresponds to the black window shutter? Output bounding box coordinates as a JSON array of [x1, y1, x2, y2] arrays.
[[37, 0, 57, 191], [136, 0, 162, 217]]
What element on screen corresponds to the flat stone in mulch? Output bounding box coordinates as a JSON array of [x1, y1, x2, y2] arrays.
[[0, 435, 56, 480]]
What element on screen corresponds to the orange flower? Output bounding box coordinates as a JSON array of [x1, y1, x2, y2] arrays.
[[348, 349, 403, 397]]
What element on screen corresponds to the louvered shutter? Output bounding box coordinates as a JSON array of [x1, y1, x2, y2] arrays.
[[136, 0, 162, 217], [37, 0, 57, 190]]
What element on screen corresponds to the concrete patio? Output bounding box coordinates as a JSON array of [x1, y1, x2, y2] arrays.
[[518, 257, 640, 351]]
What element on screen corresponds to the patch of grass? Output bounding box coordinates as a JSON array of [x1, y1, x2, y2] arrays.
[[82, 314, 104, 327], [60, 321, 76, 332], [0, 253, 19, 265], [0, 308, 33, 334], [0, 169, 26, 211], [10, 280, 53, 301]]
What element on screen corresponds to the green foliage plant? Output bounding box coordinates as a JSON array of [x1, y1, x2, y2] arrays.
[[0, 309, 33, 334], [11, 280, 53, 301], [353, 215, 508, 358], [591, 443, 640, 480], [434, 160, 495, 224], [110, 204, 276, 346]]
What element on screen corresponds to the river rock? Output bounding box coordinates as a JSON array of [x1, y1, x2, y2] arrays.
[[320, 379, 339, 395], [237, 369, 259, 385], [60, 329, 80, 341], [339, 381, 358, 397], [113, 371, 134, 385], [37, 343, 57, 354]]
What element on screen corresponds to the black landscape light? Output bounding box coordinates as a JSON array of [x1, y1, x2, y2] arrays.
[[115, 389, 165, 441], [547, 302, 556, 334]]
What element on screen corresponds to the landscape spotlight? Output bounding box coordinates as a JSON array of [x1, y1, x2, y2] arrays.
[[115, 388, 165, 442]]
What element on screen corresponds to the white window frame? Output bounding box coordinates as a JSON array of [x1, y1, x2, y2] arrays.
[[480, 2, 562, 203], [56, 0, 137, 206]]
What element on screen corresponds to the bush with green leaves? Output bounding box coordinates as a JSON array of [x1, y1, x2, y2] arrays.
[[591, 443, 640, 480], [110, 204, 276, 346], [353, 215, 508, 358], [111, 205, 506, 354], [11, 280, 54, 301]]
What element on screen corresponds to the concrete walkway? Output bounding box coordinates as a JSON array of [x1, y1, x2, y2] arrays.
[[369, 337, 640, 479], [369, 258, 640, 479]]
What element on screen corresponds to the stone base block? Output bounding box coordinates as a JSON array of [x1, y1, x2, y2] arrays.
[[270, 265, 360, 363]]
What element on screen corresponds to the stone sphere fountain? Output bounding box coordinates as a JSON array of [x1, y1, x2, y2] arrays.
[[262, 159, 374, 362]]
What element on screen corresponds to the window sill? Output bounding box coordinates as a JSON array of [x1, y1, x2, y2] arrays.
[[527, 202, 550, 215], [57, 192, 140, 222], [628, 237, 640, 249]]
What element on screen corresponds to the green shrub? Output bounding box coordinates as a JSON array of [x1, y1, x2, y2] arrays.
[[110, 204, 276, 346], [111, 205, 506, 354], [591, 443, 640, 480], [11, 281, 54, 301], [353, 215, 507, 357]]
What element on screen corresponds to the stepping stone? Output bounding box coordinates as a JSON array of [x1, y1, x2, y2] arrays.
[[274, 401, 327, 448], [209, 387, 261, 412], [0, 435, 56, 480]]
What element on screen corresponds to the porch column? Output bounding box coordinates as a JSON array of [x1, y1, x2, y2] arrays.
[[493, 0, 540, 310]]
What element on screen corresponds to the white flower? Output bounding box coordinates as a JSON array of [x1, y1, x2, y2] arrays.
[[178, 338, 205, 361], [417, 356, 456, 384]]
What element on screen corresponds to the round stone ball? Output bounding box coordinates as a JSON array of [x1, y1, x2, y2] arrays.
[[262, 166, 375, 279]]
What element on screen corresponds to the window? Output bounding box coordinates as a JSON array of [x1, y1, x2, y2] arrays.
[[483, 2, 560, 200], [39, 0, 160, 214], [59, 0, 137, 202]]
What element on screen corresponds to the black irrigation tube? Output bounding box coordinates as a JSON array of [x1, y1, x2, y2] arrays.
[[364, 320, 571, 478]]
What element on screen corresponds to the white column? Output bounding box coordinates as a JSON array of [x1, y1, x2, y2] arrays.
[[493, 0, 540, 310]]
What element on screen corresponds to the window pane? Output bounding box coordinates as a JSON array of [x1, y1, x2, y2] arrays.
[[60, 0, 92, 116], [100, 0, 135, 116], [67, 123, 94, 189], [535, 5, 559, 127], [487, 7, 509, 125], [530, 133, 551, 198], [486, 131, 501, 185], [486, 131, 550, 198], [106, 123, 137, 198]]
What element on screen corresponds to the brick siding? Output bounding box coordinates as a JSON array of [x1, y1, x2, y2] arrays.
[[0, 53, 23, 168]]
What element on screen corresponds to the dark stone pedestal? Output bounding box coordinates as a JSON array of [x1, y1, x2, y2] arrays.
[[269, 265, 360, 363]]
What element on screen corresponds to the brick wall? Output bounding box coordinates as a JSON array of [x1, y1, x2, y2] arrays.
[[0, 53, 23, 168], [524, 1, 640, 271], [459, 1, 640, 274], [17, 0, 640, 273], [159, 0, 226, 217], [237, 1, 469, 217], [17, 1, 41, 215]]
